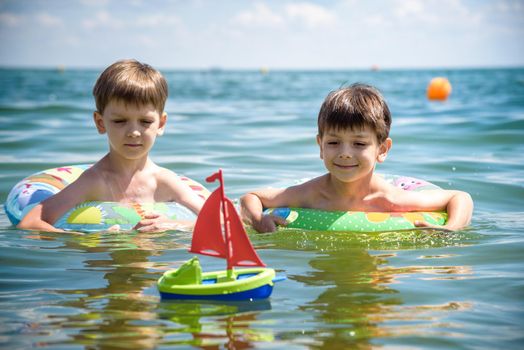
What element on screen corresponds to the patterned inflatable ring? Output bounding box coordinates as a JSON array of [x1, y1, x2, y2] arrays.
[[5, 164, 210, 232], [264, 174, 448, 232]]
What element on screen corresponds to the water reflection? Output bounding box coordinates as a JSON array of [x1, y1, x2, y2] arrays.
[[158, 299, 273, 348], [265, 229, 474, 348], [17, 231, 275, 349], [48, 233, 170, 349], [4, 228, 478, 349]]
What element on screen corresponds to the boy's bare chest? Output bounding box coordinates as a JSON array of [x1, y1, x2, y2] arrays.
[[103, 175, 159, 202], [311, 192, 394, 212]]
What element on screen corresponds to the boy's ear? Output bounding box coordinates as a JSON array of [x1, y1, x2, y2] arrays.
[[157, 112, 167, 136], [377, 138, 392, 163], [316, 134, 324, 159], [93, 111, 106, 134]]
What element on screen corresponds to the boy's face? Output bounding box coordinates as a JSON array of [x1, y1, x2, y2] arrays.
[[317, 126, 391, 183], [94, 99, 167, 161]]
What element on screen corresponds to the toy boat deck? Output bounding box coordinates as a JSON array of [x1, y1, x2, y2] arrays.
[[158, 258, 276, 301]]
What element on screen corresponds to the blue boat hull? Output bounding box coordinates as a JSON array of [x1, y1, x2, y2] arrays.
[[159, 283, 274, 301]]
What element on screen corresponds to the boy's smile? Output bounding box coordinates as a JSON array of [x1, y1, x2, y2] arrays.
[[124, 143, 143, 148], [317, 126, 391, 183], [94, 100, 166, 161], [334, 163, 358, 169]]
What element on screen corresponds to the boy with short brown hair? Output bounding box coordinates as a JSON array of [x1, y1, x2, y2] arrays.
[[241, 83, 473, 233], [19, 59, 205, 232]]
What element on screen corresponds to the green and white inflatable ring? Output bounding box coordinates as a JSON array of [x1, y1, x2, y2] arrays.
[[5, 164, 210, 232], [265, 174, 448, 233]]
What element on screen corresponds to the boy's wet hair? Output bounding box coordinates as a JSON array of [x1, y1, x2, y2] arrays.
[[93, 59, 168, 114], [317, 83, 391, 143]]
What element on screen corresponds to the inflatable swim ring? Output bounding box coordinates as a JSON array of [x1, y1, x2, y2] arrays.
[[265, 174, 448, 232], [5, 165, 210, 232]]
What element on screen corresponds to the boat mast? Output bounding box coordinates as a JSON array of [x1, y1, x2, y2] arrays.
[[216, 170, 234, 272]]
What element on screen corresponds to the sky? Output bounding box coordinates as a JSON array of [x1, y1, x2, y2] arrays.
[[0, 0, 523, 70]]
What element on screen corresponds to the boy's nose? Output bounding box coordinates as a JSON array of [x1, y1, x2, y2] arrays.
[[338, 145, 353, 158], [127, 129, 141, 137], [338, 153, 353, 159]]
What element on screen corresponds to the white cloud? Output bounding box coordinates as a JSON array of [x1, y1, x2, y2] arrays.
[[136, 14, 181, 28], [233, 3, 284, 27], [36, 13, 64, 28], [284, 3, 338, 28], [79, 0, 110, 7], [62, 35, 81, 47], [233, 2, 337, 29], [0, 0, 522, 69], [136, 34, 156, 47], [82, 11, 125, 30], [393, 0, 439, 24], [364, 14, 388, 26], [392, 0, 483, 26], [394, 0, 424, 18], [0, 12, 23, 27]]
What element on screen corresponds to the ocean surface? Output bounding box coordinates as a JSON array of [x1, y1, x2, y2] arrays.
[[0, 67, 523, 349]]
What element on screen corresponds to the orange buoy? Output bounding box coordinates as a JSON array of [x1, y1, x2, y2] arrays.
[[427, 77, 452, 101]]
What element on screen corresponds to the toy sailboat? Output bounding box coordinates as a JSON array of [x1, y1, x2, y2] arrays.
[[157, 169, 281, 301]]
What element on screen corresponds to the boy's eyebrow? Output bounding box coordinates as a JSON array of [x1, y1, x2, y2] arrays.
[[325, 131, 373, 138], [353, 133, 372, 138]]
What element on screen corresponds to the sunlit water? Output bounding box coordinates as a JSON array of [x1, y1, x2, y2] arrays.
[[1, 68, 523, 349]]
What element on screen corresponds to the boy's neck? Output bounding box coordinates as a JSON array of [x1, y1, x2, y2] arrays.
[[103, 152, 153, 176], [325, 172, 374, 200]]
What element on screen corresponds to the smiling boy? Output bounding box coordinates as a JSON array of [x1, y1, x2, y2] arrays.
[[18, 59, 205, 233], [240, 84, 473, 233]]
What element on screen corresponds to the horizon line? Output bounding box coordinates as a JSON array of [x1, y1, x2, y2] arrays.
[[1, 64, 523, 72]]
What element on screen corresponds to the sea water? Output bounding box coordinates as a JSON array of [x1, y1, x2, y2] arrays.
[[0, 68, 523, 349]]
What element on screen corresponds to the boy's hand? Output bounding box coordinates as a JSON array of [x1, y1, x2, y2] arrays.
[[107, 224, 121, 232], [252, 214, 288, 233], [414, 220, 453, 232], [134, 212, 194, 233], [411, 190, 473, 232]]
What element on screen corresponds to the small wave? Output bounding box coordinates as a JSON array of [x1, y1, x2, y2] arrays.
[[0, 103, 90, 114], [252, 228, 482, 251]]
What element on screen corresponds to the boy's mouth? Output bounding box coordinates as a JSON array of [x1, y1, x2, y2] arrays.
[[124, 143, 142, 147], [334, 163, 358, 169]]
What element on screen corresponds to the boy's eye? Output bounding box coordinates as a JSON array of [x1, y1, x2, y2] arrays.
[[141, 120, 154, 125], [113, 120, 125, 124], [354, 142, 367, 147], [327, 141, 338, 145]]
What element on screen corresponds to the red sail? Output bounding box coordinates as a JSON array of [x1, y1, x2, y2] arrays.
[[189, 188, 226, 258], [190, 168, 266, 269], [225, 198, 266, 267]]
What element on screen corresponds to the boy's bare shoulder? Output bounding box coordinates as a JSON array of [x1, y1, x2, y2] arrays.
[[372, 175, 438, 211], [75, 165, 111, 200], [278, 175, 319, 195], [154, 166, 199, 199], [155, 166, 180, 184], [282, 175, 326, 206], [44, 164, 107, 205]]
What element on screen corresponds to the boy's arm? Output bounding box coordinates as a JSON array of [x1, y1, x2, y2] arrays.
[[240, 187, 301, 233], [172, 184, 205, 215], [437, 191, 473, 231], [17, 203, 65, 232], [392, 189, 473, 231], [17, 173, 95, 232], [154, 169, 206, 214]]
